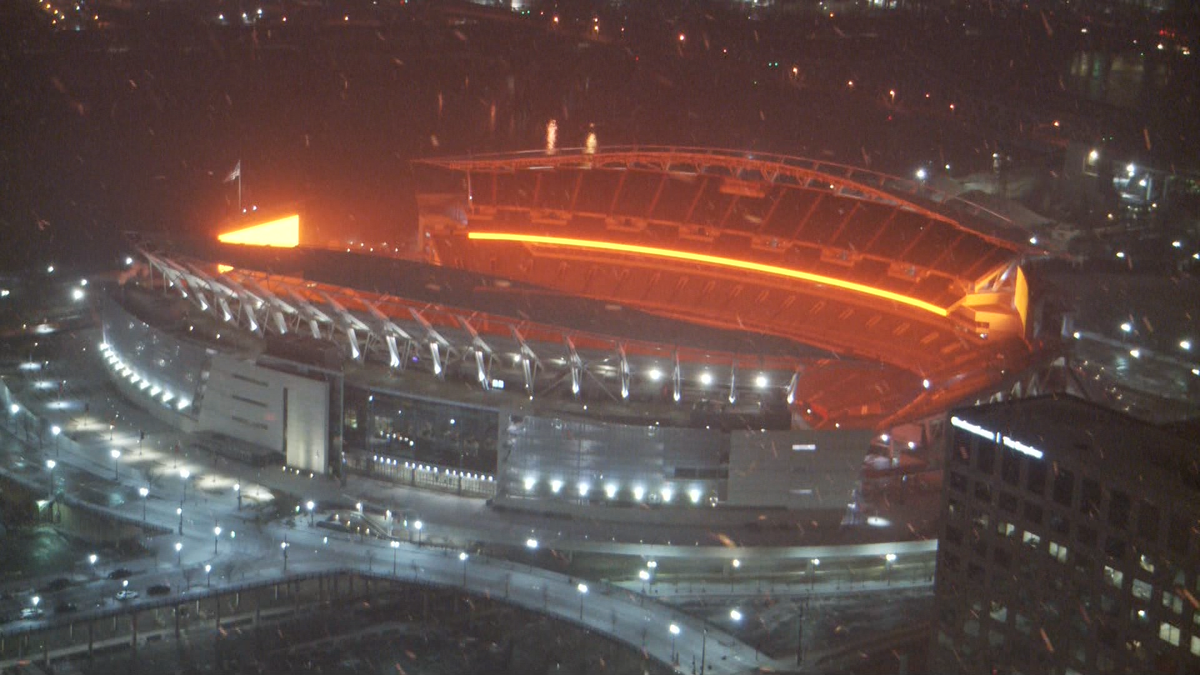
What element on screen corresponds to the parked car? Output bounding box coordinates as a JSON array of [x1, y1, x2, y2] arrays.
[[108, 568, 133, 580], [147, 584, 171, 596], [20, 608, 44, 619], [43, 578, 71, 593], [115, 590, 139, 601], [54, 602, 78, 614]]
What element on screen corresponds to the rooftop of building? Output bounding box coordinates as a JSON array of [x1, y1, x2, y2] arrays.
[[953, 394, 1200, 496]]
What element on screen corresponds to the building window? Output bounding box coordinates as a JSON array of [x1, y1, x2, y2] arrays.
[[1023, 531, 1042, 548], [1053, 467, 1074, 508], [1104, 536, 1126, 560], [1049, 541, 1069, 563], [1080, 478, 1102, 519], [1137, 500, 1160, 542], [1027, 459, 1047, 496], [1108, 490, 1131, 530], [1001, 446, 1020, 486], [1138, 554, 1155, 574], [1162, 591, 1183, 615], [1168, 513, 1191, 555], [1015, 612, 1033, 635], [1023, 501, 1043, 525], [951, 441, 970, 465], [1104, 565, 1125, 590], [949, 471, 968, 493], [1190, 635, 1200, 657], [1132, 578, 1152, 601], [997, 520, 1016, 538], [975, 481, 992, 504], [1050, 512, 1070, 536], [976, 441, 995, 474], [1159, 622, 1181, 646], [990, 601, 1008, 623], [999, 492, 1019, 514]]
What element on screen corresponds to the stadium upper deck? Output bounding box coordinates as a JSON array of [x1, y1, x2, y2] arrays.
[[415, 147, 1046, 424]]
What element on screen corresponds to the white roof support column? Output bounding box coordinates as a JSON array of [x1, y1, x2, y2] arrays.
[[286, 290, 334, 340], [510, 327, 541, 396], [565, 337, 583, 398], [320, 292, 373, 363], [618, 345, 630, 401], [672, 351, 682, 403], [786, 370, 800, 405], [409, 308, 453, 378], [239, 278, 298, 336], [364, 300, 418, 370], [457, 316, 495, 390], [728, 362, 738, 405], [215, 274, 267, 336]]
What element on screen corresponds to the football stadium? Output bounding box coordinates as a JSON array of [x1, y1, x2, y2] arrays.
[[103, 147, 1059, 518]]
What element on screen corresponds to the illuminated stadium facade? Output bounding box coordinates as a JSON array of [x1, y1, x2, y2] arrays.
[[108, 147, 1059, 515]]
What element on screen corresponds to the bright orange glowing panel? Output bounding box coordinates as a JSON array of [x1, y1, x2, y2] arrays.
[[216, 264, 234, 274], [217, 214, 300, 248], [467, 232, 950, 317]]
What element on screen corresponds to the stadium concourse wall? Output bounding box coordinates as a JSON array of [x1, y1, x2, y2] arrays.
[[99, 298, 330, 473], [497, 411, 869, 512]]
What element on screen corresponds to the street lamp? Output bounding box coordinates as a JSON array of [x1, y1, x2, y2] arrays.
[[412, 520, 423, 547], [8, 403, 17, 431], [175, 541, 183, 566], [31, 595, 41, 612], [205, 563, 212, 588], [179, 469, 190, 502], [177, 506, 183, 535], [390, 540, 400, 574], [281, 538, 290, 572], [213, 526, 222, 555], [459, 551, 469, 586], [45, 459, 56, 500], [306, 500, 315, 526], [234, 482, 241, 510], [730, 608, 743, 622], [668, 623, 680, 664], [885, 553, 897, 585], [88, 553, 98, 578], [110, 449, 121, 480], [811, 558, 820, 588], [577, 582, 588, 620], [526, 538, 539, 550], [139, 487, 149, 521], [51, 425, 61, 456], [731, 558, 740, 591], [639, 569, 650, 593]]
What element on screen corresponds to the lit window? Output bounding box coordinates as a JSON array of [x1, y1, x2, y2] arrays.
[[1023, 531, 1041, 548], [997, 521, 1015, 537], [1133, 579, 1152, 601], [1162, 592, 1183, 615], [1191, 635, 1200, 657], [1158, 622, 1181, 646], [1049, 541, 1069, 563], [1104, 565, 1124, 589]]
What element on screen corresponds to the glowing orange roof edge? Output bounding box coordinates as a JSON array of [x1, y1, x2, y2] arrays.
[[467, 232, 950, 317]]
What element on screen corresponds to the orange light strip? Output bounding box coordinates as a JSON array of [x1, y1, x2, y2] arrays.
[[467, 232, 950, 317]]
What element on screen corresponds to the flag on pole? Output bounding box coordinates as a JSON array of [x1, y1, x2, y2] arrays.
[[224, 160, 241, 183]]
